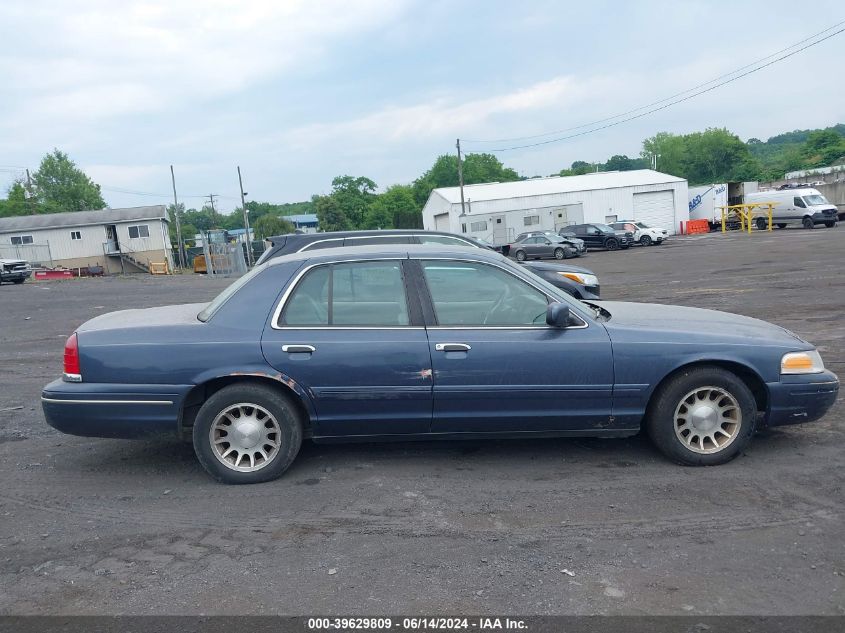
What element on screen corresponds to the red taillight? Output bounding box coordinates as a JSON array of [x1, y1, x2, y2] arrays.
[[63, 333, 82, 380]]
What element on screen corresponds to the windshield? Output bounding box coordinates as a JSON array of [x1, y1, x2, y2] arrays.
[[803, 194, 829, 206], [635, 222, 650, 228], [197, 263, 266, 322], [593, 223, 615, 232]]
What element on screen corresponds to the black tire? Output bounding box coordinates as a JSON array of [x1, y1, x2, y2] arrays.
[[12, 279, 25, 284], [755, 217, 767, 231], [553, 247, 565, 260], [645, 366, 757, 466], [192, 383, 303, 484], [776, 223, 787, 229], [640, 235, 652, 247], [802, 217, 814, 230], [515, 250, 527, 262], [824, 221, 835, 228], [605, 238, 619, 251]]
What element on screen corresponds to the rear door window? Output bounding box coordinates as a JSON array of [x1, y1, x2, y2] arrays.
[[281, 261, 409, 327]]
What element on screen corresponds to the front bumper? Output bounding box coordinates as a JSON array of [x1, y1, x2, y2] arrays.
[[41, 378, 188, 439], [763, 371, 839, 427], [1, 269, 32, 282]]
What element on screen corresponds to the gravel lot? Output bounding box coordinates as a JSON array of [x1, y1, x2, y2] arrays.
[[1, 227, 843, 615]]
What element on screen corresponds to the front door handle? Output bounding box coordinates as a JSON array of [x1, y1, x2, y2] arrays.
[[282, 344, 316, 353], [435, 343, 471, 352]]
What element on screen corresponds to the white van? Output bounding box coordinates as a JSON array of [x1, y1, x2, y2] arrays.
[[745, 188, 839, 230]]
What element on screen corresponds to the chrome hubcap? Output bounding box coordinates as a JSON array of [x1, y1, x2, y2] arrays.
[[210, 403, 281, 472], [674, 386, 741, 454]]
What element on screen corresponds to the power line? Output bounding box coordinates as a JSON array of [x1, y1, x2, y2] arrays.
[[474, 25, 844, 153], [464, 19, 845, 145]]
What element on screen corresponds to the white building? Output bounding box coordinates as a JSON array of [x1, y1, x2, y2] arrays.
[[422, 169, 689, 244], [0, 205, 173, 274]]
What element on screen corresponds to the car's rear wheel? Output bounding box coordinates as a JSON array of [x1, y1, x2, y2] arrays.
[[755, 217, 768, 231], [553, 247, 565, 260], [515, 250, 527, 261], [803, 217, 814, 229], [645, 366, 757, 466], [605, 238, 619, 251], [640, 235, 652, 247], [193, 383, 302, 484], [824, 221, 836, 228]]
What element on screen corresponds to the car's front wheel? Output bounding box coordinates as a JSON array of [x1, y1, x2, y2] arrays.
[[193, 383, 303, 484], [645, 366, 757, 466], [553, 247, 565, 260], [803, 217, 814, 229], [640, 235, 652, 247], [605, 238, 619, 251], [824, 221, 836, 228]]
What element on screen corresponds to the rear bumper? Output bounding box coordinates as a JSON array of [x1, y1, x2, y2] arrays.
[[764, 371, 839, 427], [41, 379, 189, 439]]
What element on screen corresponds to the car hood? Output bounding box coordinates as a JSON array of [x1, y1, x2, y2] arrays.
[[522, 261, 594, 275], [1, 258, 28, 266], [594, 301, 808, 346], [78, 303, 207, 332]]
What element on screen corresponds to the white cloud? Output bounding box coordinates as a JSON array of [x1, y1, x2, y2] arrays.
[[0, 0, 409, 124]]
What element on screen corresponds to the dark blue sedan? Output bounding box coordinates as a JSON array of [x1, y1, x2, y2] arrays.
[[42, 245, 839, 484]]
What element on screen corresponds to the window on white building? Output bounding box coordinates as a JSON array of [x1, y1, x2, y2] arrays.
[[10, 235, 33, 245], [128, 225, 150, 239], [469, 221, 487, 232], [70, 231, 82, 240], [605, 215, 618, 224], [523, 215, 540, 226]]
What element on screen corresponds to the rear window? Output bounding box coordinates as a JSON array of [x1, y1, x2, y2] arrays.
[[197, 265, 265, 322]]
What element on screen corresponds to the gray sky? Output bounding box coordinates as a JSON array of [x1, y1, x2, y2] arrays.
[[1, 1, 843, 212]]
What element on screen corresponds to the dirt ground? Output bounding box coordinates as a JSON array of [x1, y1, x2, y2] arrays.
[[1, 226, 843, 615]]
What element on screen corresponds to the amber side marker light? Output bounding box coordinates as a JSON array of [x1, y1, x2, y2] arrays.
[[781, 350, 824, 375]]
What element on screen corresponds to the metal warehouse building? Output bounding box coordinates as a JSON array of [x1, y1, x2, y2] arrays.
[[0, 205, 173, 274], [422, 169, 689, 244]]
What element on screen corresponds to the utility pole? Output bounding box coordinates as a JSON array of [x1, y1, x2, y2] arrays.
[[456, 138, 466, 216], [25, 169, 36, 214], [237, 166, 253, 266], [170, 165, 185, 269], [205, 193, 219, 227]]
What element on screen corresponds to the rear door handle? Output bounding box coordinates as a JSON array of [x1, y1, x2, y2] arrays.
[[282, 344, 316, 353], [435, 343, 471, 352]]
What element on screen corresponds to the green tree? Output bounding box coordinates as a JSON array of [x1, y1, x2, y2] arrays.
[[31, 149, 106, 212], [683, 128, 751, 183], [412, 153, 520, 206], [641, 132, 687, 177], [314, 194, 353, 231], [0, 181, 30, 217], [252, 214, 295, 239], [364, 184, 421, 229], [802, 130, 845, 167]]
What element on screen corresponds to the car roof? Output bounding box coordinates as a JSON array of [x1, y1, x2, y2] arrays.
[[262, 243, 507, 269], [266, 229, 479, 246]]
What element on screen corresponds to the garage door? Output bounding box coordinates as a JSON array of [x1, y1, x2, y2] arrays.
[[434, 213, 450, 232], [632, 190, 675, 232]]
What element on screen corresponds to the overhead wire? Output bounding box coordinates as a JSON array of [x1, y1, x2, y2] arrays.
[[462, 21, 845, 152]]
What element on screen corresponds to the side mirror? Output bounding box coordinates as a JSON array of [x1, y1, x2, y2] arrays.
[[546, 302, 571, 328]]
